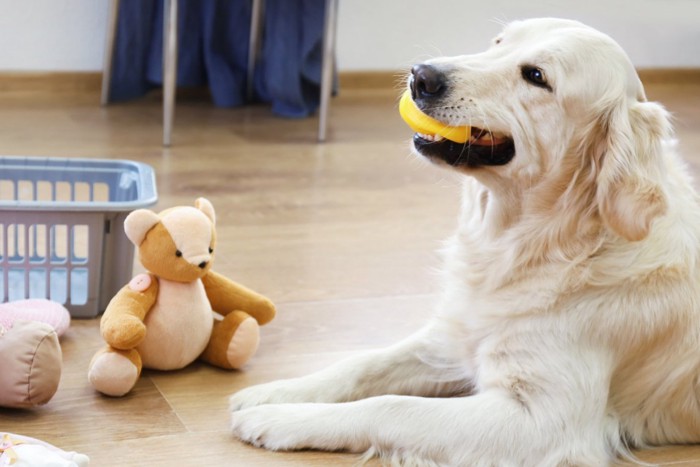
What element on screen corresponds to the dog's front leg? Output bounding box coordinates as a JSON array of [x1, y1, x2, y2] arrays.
[[232, 345, 619, 466], [230, 323, 471, 411], [231, 391, 610, 466], [231, 395, 463, 458]]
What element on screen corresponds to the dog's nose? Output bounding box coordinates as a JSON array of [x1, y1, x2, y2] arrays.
[[198, 261, 208, 269], [410, 64, 447, 100]]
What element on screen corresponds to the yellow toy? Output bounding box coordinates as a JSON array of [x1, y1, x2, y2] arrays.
[[399, 90, 471, 143], [88, 198, 275, 397]]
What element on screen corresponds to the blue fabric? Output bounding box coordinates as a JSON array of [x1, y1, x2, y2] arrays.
[[109, 0, 328, 118]]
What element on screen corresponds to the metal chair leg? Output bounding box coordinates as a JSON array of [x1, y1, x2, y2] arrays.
[[247, 0, 265, 102], [163, 0, 178, 147], [100, 0, 120, 106], [318, 0, 339, 142]]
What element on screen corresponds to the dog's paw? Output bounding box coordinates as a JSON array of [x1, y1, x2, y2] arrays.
[[231, 404, 311, 451], [229, 378, 320, 412], [229, 381, 287, 412]]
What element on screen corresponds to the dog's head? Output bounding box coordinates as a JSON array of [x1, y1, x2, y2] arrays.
[[407, 18, 670, 241]]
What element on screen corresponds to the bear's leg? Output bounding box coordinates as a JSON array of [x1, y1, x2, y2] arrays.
[[88, 346, 142, 397], [200, 311, 260, 370]]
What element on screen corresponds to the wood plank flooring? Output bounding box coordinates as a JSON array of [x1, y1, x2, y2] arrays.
[[1, 79, 700, 466]]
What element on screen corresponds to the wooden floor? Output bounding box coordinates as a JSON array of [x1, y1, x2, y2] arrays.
[[1, 79, 700, 466]]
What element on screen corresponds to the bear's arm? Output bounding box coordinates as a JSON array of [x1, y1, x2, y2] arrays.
[[100, 274, 159, 350], [201, 270, 276, 325]]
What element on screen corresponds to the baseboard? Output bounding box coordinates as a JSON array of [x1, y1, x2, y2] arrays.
[[636, 68, 700, 85], [0, 71, 102, 95], [0, 69, 697, 97], [0, 71, 408, 96], [339, 71, 406, 90]]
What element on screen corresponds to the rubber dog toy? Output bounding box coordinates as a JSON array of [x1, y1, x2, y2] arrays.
[[399, 90, 471, 143]]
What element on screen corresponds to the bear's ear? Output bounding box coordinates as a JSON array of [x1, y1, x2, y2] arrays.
[[195, 197, 216, 226], [124, 209, 161, 246]]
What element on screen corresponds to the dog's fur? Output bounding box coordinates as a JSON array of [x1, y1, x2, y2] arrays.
[[230, 18, 700, 466]]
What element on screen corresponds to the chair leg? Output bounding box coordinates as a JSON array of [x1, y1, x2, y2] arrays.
[[318, 0, 339, 142], [100, 0, 120, 106], [247, 0, 265, 102], [163, 0, 178, 147]]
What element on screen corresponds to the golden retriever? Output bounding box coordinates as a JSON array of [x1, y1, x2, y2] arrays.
[[230, 18, 700, 466]]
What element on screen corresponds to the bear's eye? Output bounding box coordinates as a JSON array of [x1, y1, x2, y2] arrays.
[[208, 247, 213, 254], [175, 250, 183, 257]]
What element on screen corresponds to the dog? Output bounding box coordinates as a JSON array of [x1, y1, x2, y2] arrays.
[[230, 18, 700, 466]]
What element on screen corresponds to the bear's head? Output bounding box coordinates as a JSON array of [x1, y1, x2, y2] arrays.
[[124, 198, 217, 282]]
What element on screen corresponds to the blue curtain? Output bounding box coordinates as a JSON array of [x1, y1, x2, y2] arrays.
[[108, 0, 328, 118]]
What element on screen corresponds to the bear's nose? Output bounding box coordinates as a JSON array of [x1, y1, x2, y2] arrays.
[[187, 252, 211, 268]]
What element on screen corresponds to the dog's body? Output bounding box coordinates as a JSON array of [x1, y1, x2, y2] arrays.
[[231, 18, 700, 465]]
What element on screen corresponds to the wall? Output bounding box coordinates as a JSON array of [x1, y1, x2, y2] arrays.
[[0, 0, 110, 71], [0, 0, 698, 72], [336, 0, 700, 70]]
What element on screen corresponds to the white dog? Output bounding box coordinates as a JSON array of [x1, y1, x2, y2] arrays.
[[230, 18, 700, 466]]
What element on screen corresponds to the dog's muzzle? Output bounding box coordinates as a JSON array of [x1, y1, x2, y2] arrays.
[[403, 64, 516, 168]]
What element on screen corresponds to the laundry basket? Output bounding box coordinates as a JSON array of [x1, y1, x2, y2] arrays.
[[0, 156, 157, 318]]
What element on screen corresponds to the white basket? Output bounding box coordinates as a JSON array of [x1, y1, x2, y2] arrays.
[[0, 156, 157, 317]]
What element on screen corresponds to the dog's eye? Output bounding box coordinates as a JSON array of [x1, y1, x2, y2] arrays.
[[175, 250, 182, 257], [208, 247, 213, 254], [521, 65, 552, 91]]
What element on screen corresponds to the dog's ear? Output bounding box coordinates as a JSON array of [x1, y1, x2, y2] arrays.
[[596, 100, 670, 241]]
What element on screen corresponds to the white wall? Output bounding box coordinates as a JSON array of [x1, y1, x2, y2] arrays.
[[0, 0, 698, 72], [0, 0, 110, 71], [336, 0, 700, 70]]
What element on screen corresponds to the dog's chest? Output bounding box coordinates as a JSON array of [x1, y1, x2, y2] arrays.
[[438, 267, 575, 377], [138, 278, 213, 370]]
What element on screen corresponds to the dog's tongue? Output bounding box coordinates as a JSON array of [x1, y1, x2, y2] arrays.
[[399, 91, 471, 143]]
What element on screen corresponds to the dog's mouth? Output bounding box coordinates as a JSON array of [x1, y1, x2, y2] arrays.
[[412, 129, 516, 168], [399, 91, 515, 168]]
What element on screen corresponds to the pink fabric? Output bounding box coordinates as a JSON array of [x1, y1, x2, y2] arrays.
[[128, 273, 152, 292], [0, 300, 71, 337]]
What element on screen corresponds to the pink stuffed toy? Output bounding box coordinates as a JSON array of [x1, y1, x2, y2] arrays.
[[0, 299, 70, 408], [0, 433, 89, 466]]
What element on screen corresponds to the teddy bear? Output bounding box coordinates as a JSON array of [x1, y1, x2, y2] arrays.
[[0, 299, 70, 409], [87, 198, 276, 397]]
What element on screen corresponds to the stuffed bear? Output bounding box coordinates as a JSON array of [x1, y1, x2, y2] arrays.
[[88, 198, 276, 397]]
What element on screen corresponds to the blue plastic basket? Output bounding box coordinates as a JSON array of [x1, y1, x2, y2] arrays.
[[0, 156, 157, 317]]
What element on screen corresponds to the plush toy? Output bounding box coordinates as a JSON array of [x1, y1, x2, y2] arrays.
[[88, 198, 276, 397], [0, 299, 70, 409], [1, 433, 89, 466]]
